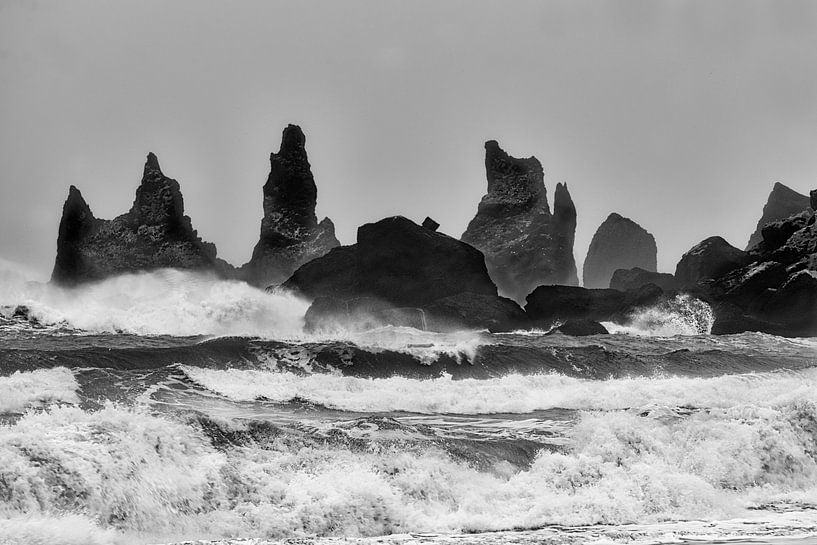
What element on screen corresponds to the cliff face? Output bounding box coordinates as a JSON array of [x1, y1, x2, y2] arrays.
[[242, 125, 339, 287], [583, 213, 657, 288], [746, 182, 811, 250], [461, 140, 578, 303], [51, 154, 229, 285]]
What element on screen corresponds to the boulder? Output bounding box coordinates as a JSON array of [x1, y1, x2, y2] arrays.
[[241, 125, 340, 287], [548, 319, 609, 336], [609, 267, 677, 292], [674, 237, 751, 288], [461, 140, 577, 303], [583, 213, 657, 288], [423, 292, 528, 332], [524, 284, 663, 326], [51, 154, 231, 285], [746, 182, 811, 250], [282, 216, 497, 307]]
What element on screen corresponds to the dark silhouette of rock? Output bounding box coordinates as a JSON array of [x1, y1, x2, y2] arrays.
[[285, 216, 530, 333], [548, 319, 609, 336], [282, 216, 497, 306], [746, 182, 811, 250], [696, 202, 817, 336], [583, 213, 657, 288], [461, 140, 577, 303], [51, 154, 231, 285], [422, 217, 440, 232], [525, 284, 664, 326], [674, 237, 751, 288], [242, 125, 339, 287], [609, 267, 677, 292], [811, 189, 817, 211]]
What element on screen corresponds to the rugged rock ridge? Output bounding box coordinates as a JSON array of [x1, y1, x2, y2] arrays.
[[675, 237, 751, 288], [51, 154, 230, 285], [242, 125, 340, 287], [282, 216, 526, 332], [461, 140, 578, 303], [583, 213, 657, 288], [746, 182, 811, 250]]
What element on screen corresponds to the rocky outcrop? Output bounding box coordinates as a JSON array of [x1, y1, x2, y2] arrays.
[[524, 284, 664, 327], [51, 154, 230, 285], [283, 216, 528, 332], [548, 319, 609, 336], [696, 200, 817, 336], [746, 182, 811, 250], [461, 140, 578, 303], [609, 267, 677, 292], [583, 213, 657, 288], [674, 237, 751, 288], [242, 125, 340, 287]]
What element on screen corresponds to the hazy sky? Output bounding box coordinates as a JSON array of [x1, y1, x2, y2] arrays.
[[1, 0, 816, 281]]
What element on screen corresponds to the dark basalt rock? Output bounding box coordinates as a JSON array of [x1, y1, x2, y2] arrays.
[[583, 213, 657, 289], [698, 203, 817, 336], [422, 217, 440, 232], [674, 237, 751, 288], [51, 154, 231, 285], [242, 124, 340, 287], [548, 319, 609, 336], [524, 283, 664, 327], [609, 267, 677, 292], [461, 140, 577, 303], [746, 182, 811, 250], [423, 293, 528, 332], [282, 216, 497, 307], [811, 189, 817, 211]]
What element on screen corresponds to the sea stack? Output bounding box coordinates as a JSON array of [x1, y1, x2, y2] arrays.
[[583, 213, 657, 288], [51, 154, 229, 285], [461, 140, 578, 303], [242, 124, 339, 287], [746, 182, 811, 250]]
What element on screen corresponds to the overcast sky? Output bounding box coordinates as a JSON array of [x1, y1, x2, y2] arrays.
[[1, 0, 815, 281]]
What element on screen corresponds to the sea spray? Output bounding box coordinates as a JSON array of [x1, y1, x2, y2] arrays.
[[0, 268, 309, 337], [0, 368, 79, 414]]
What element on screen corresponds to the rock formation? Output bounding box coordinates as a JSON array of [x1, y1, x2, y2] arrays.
[[51, 154, 230, 285], [582, 213, 657, 288], [609, 267, 677, 292], [242, 125, 339, 287], [525, 284, 664, 326], [283, 216, 526, 332], [461, 140, 578, 303], [548, 319, 609, 336], [689, 199, 817, 336], [674, 237, 751, 288], [746, 182, 811, 250]]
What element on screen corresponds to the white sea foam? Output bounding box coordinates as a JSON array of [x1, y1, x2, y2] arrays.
[[0, 368, 79, 414], [2, 400, 817, 543], [180, 366, 817, 414], [0, 268, 309, 337], [605, 294, 714, 336]]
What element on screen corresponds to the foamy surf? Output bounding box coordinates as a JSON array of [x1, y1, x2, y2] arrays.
[[0, 368, 79, 414], [180, 366, 817, 414]]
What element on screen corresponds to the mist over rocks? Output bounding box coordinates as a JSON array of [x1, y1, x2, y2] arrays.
[[610, 267, 678, 292], [461, 140, 578, 303], [241, 124, 340, 287], [583, 213, 657, 289], [51, 154, 231, 285], [283, 215, 527, 332], [746, 182, 811, 250]]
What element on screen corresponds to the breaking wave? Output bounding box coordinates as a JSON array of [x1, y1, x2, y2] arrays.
[[0, 268, 309, 337], [605, 294, 715, 336], [2, 399, 817, 543], [0, 368, 78, 414], [181, 366, 817, 414]]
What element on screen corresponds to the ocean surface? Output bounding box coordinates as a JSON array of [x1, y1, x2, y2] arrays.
[[1, 268, 817, 545]]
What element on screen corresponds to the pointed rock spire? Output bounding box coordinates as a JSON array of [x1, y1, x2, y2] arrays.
[[51, 186, 98, 284], [243, 124, 340, 287], [746, 182, 810, 250], [583, 213, 657, 289]]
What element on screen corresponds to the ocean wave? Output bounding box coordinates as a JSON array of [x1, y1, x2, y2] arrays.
[[604, 294, 715, 336], [0, 368, 79, 414], [0, 268, 309, 337], [2, 400, 817, 543], [180, 366, 817, 414]]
